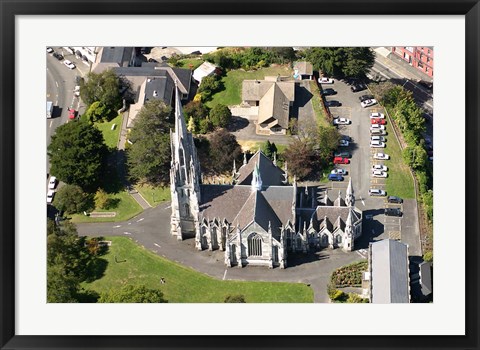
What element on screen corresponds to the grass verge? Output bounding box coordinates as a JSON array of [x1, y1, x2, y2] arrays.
[[135, 184, 171, 207], [95, 114, 122, 149], [309, 81, 329, 127], [83, 236, 314, 303]]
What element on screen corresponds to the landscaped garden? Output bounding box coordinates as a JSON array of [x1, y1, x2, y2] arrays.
[[83, 236, 314, 303], [327, 260, 369, 303]]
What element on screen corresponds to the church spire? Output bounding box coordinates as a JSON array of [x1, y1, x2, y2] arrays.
[[251, 162, 263, 191], [174, 80, 188, 145], [346, 178, 355, 207]]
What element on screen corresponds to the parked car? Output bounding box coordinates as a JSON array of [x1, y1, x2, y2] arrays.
[[339, 140, 349, 147], [48, 176, 57, 190], [64, 60, 76, 69], [359, 94, 374, 102], [371, 118, 387, 125], [333, 117, 351, 125], [47, 190, 55, 204], [372, 164, 388, 172], [369, 188, 386, 196], [334, 151, 351, 158], [322, 88, 337, 96], [417, 80, 433, 91], [361, 99, 377, 108], [333, 156, 349, 164], [68, 108, 76, 119], [373, 152, 390, 160], [371, 136, 386, 142], [328, 173, 344, 181], [326, 100, 342, 107], [370, 124, 386, 130], [370, 140, 385, 148], [370, 112, 385, 119], [341, 135, 351, 142], [53, 52, 64, 60], [350, 83, 366, 92], [385, 208, 402, 217], [331, 168, 348, 175], [46, 47, 54, 53], [318, 77, 334, 84], [370, 129, 387, 136], [387, 196, 403, 204], [372, 170, 387, 178]]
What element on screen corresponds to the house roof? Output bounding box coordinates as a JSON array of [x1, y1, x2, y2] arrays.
[[370, 239, 410, 303], [236, 151, 286, 187], [99, 47, 134, 66], [193, 61, 217, 82], [294, 61, 313, 75], [257, 83, 290, 128], [419, 261, 433, 296]]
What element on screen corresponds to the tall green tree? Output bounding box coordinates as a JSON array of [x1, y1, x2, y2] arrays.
[[126, 100, 173, 185], [99, 285, 168, 303], [48, 120, 108, 192], [80, 69, 123, 112], [207, 128, 242, 174], [54, 184, 93, 214], [47, 263, 80, 303], [209, 104, 232, 128], [261, 140, 277, 159], [283, 139, 316, 180], [305, 47, 375, 78], [315, 126, 341, 165]]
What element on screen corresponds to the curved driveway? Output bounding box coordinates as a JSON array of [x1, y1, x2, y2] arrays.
[[76, 201, 364, 303]]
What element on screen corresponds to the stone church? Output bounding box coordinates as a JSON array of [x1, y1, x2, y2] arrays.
[[170, 86, 363, 269]]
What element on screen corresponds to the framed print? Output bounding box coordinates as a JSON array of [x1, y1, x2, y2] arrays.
[[1, 0, 479, 349]]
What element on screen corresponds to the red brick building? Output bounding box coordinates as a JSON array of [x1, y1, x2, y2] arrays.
[[391, 47, 434, 78]]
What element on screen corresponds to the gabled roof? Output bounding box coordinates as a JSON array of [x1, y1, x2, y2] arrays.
[[370, 239, 410, 303], [193, 61, 217, 82], [258, 83, 290, 129], [242, 79, 295, 102], [293, 61, 313, 75], [236, 151, 285, 187], [311, 205, 362, 232]]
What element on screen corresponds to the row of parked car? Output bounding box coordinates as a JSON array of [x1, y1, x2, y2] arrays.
[[47, 176, 57, 204]]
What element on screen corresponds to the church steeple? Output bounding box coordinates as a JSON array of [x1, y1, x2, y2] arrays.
[[346, 178, 355, 207], [251, 162, 263, 191]]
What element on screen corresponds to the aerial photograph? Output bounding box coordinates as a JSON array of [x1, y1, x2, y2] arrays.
[[46, 46, 433, 304]]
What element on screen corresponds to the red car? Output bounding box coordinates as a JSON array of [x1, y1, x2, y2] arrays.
[[333, 156, 349, 164], [371, 118, 386, 125], [68, 108, 76, 119]]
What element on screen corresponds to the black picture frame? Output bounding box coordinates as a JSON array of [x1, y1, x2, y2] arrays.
[[1, 1, 479, 349]]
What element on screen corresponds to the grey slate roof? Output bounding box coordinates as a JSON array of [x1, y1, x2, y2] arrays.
[[293, 61, 313, 75], [143, 76, 174, 105], [100, 47, 134, 66], [419, 261, 432, 296], [200, 185, 252, 224], [370, 239, 410, 303], [236, 151, 285, 187], [312, 206, 361, 232]]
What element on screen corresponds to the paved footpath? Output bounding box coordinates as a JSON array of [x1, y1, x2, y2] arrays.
[[76, 201, 364, 303]]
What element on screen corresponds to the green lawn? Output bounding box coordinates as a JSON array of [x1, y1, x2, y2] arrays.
[[309, 81, 329, 127], [83, 236, 314, 303], [70, 191, 143, 223], [177, 58, 203, 70], [206, 65, 294, 108], [384, 118, 415, 199], [135, 184, 171, 207], [95, 114, 122, 149]]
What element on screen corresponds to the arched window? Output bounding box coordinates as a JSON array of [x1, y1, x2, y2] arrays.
[[336, 235, 342, 243], [183, 203, 190, 217], [322, 235, 328, 244], [248, 233, 263, 257]]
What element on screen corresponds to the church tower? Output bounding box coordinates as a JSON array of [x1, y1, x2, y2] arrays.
[[345, 177, 355, 207], [170, 82, 201, 241]]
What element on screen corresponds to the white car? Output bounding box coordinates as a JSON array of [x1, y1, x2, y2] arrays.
[[370, 124, 386, 130], [339, 140, 349, 147], [48, 176, 57, 190], [370, 112, 385, 119], [373, 152, 390, 160], [369, 188, 386, 196], [318, 77, 334, 84], [370, 129, 387, 136], [370, 141, 385, 148], [64, 60, 76, 69], [331, 168, 348, 175], [361, 99, 377, 108], [372, 164, 388, 172], [46, 47, 54, 53], [372, 170, 388, 178], [47, 190, 55, 204], [333, 117, 351, 125], [371, 136, 386, 142]]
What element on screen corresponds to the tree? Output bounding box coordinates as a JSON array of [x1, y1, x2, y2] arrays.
[[47, 263, 80, 303], [80, 69, 122, 112], [54, 184, 93, 214], [48, 120, 108, 192], [126, 100, 173, 184], [402, 145, 428, 171], [224, 294, 246, 303], [94, 188, 109, 209], [315, 126, 341, 165], [207, 129, 242, 174], [209, 104, 232, 128], [283, 139, 316, 180], [305, 47, 375, 78], [187, 116, 196, 133], [84, 101, 114, 123], [198, 74, 221, 100], [183, 101, 209, 121], [261, 140, 277, 159], [99, 285, 168, 303]]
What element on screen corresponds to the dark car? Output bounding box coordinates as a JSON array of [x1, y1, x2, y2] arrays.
[[418, 80, 433, 90], [387, 196, 403, 204], [359, 94, 374, 102], [322, 88, 337, 96], [328, 173, 344, 181], [53, 52, 64, 61], [341, 135, 352, 142], [385, 208, 402, 217], [326, 100, 342, 107], [351, 83, 367, 92], [334, 151, 351, 158]]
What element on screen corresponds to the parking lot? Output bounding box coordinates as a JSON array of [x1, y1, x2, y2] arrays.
[[319, 78, 420, 256]]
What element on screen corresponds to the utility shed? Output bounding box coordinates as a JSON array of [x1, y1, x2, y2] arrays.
[[369, 239, 410, 303]]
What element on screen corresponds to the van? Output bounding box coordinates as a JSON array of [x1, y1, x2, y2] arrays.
[[46, 101, 53, 118]]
